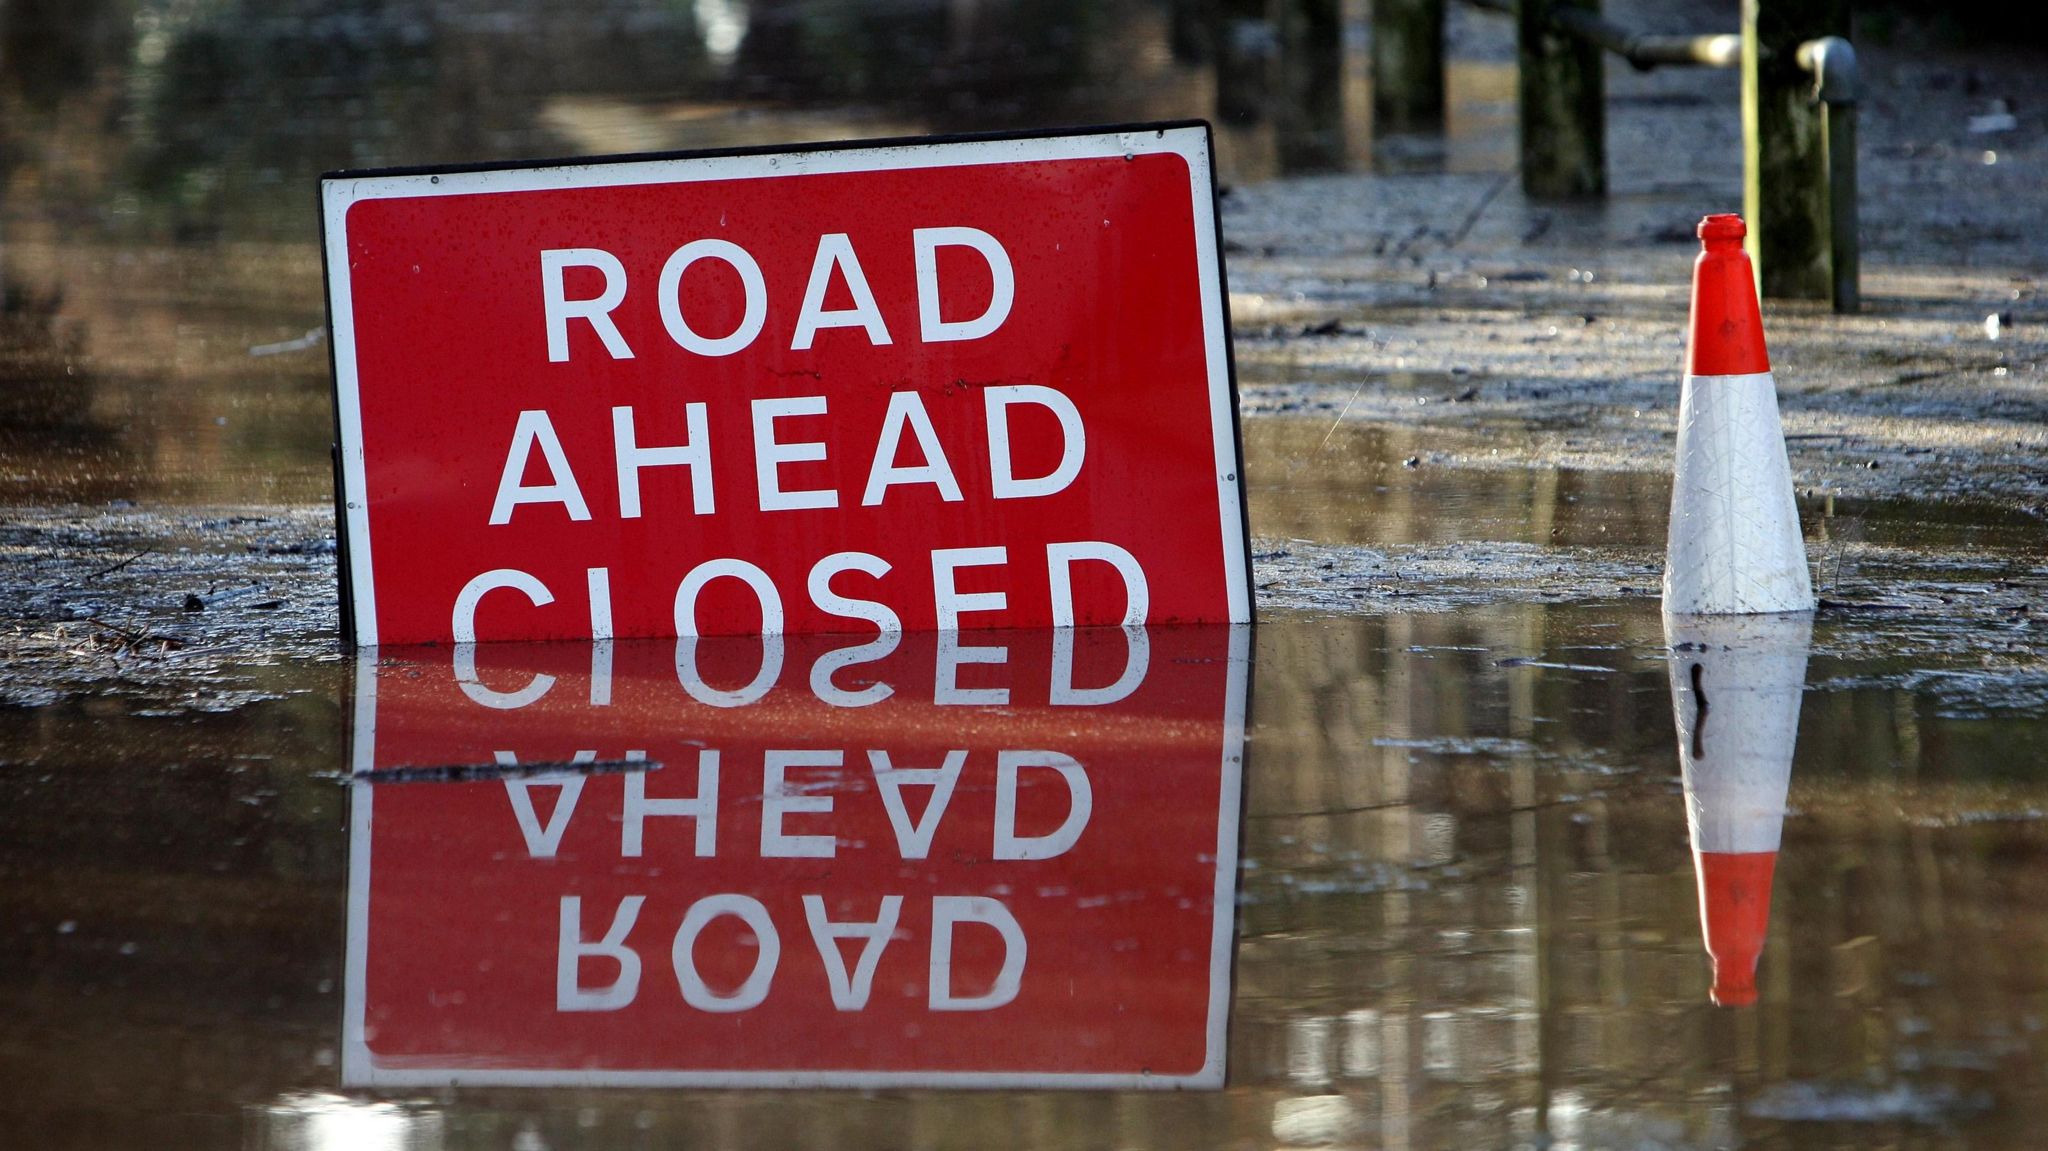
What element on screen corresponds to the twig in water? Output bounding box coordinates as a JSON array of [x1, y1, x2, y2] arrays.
[[361, 758, 661, 784], [1316, 380, 1366, 454], [1445, 172, 1513, 251], [87, 547, 153, 580], [83, 616, 181, 651]]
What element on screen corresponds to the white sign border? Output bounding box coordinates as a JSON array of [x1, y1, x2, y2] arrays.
[[320, 124, 1252, 648]]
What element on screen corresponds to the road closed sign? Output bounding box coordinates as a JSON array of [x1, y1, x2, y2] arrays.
[[321, 124, 1248, 645]]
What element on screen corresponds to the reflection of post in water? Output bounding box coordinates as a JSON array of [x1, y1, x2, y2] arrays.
[[1664, 611, 1812, 1007], [0, 277, 91, 429], [0, 269, 139, 500], [1209, 0, 1272, 128], [1202, 0, 1346, 173], [0, 0, 129, 113], [1371, 0, 1444, 132], [1272, 0, 1344, 172]]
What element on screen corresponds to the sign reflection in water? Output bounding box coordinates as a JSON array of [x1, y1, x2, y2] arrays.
[[1664, 611, 1812, 1008], [343, 626, 1248, 1088]]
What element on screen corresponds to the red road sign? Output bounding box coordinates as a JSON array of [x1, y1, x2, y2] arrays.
[[343, 626, 1247, 1088], [321, 126, 1248, 645]]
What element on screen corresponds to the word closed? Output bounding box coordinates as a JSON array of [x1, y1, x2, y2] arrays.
[[323, 126, 1249, 644]]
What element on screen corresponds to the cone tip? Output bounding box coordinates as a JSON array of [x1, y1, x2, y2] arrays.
[[1710, 967, 1759, 1007], [1698, 213, 1747, 247], [1686, 213, 1771, 375], [1696, 850, 1777, 1008]]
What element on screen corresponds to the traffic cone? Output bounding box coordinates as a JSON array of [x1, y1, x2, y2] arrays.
[[1665, 610, 1812, 1007], [1663, 214, 1815, 616]]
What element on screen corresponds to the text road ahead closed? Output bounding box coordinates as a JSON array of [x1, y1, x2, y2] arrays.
[[322, 126, 1248, 644]]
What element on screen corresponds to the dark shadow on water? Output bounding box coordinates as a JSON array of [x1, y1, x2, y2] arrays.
[[0, 276, 143, 502]]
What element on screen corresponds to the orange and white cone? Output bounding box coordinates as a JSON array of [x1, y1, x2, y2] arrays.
[[1665, 610, 1811, 1007], [1663, 214, 1815, 616]]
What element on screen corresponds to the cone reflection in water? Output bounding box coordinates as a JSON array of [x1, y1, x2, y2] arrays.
[[1665, 610, 1812, 1007], [1663, 213, 1815, 616]]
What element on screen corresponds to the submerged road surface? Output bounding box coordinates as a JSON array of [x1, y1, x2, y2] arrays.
[[4, 1, 2047, 1147]]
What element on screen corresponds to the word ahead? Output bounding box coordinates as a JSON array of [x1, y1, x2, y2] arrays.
[[321, 125, 1249, 644]]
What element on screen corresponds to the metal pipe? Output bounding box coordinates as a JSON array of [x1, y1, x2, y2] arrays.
[[1628, 32, 1741, 70], [1550, 7, 1740, 70], [1462, 0, 1739, 68], [1466, 0, 1736, 69], [1796, 35, 1857, 103], [1818, 101, 1859, 312], [1466, 0, 1854, 309], [1797, 36, 1859, 312]]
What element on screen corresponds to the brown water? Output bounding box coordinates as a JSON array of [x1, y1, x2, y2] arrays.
[[6, 607, 2048, 1148], [6, 3, 2048, 1148]]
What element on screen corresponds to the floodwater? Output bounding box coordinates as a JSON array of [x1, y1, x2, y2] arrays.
[[8, 606, 2048, 1148], [6, 1, 2048, 1149]]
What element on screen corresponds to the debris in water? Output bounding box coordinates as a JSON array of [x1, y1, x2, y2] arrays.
[[183, 585, 270, 612], [248, 326, 327, 356], [359, 758, 662, 784], [1745, 1080, 1983, 1124], [1967, 100, 2017, 134]]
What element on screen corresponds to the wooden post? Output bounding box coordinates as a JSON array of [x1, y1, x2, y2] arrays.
[[1371, 0, 1445, 131], [1518, 0, 1605, 197], [1742, 0, 1847, 299], [1274, 0, 1346, 170]]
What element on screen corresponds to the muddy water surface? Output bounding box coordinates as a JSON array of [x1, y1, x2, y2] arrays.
[[6, 2, 2048, 1149], [5, 606, 2048, 1148]]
